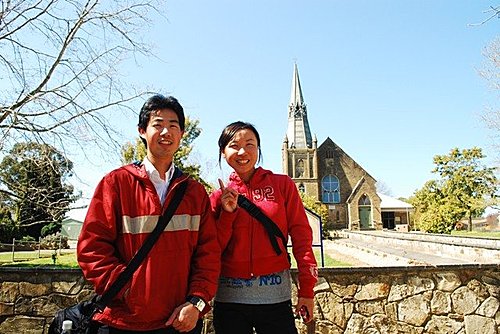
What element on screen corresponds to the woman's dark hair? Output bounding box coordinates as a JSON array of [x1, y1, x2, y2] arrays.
[[218, 121, 262, 165], [138, 94, 185, 146]]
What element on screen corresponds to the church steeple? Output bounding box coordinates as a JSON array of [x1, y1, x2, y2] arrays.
[[286, 63, 312, 149]]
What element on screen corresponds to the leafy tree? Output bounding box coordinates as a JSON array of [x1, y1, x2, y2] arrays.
[[433, 147, 497, 231], [411, 147, 498, 233], [121, 138, 148, 165], [411, 180, 464, 234], [0, 142, 79, 239], [300, 191, 329, 239], [0, 204, 18, 243], [121, 117, 212, 191], [0, 0, 162, 157]]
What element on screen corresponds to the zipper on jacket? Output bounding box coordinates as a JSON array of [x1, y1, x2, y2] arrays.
[[162, 172, 188, 213], [250, 219, 254, 277], [247, 186, 254, 277]]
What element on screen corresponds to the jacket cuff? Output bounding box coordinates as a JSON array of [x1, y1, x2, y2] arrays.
[[298, 285, 315, 299]]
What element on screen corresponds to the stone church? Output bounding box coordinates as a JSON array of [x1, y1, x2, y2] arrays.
[[282, 64, 384, 231]]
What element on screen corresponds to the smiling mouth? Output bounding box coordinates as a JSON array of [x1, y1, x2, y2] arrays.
[[159, 139, 173, 145], [236, 159, 250, 165]]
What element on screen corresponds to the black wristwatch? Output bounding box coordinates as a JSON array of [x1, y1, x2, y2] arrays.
[[187, 296, 206, 312]]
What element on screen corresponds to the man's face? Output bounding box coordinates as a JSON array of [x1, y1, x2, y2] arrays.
[[139, 109, 183, 161]]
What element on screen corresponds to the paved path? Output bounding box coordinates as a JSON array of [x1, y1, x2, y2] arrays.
[[324, 238, 470, 267], [321, 232, 495, 267]]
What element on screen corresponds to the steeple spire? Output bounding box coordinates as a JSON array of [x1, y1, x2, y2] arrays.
[[286, 63, 312, 148], [290, 63, 304, 106]]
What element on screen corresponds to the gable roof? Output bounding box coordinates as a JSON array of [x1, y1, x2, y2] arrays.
[[378, 193, 413, 210], [62, 218, 83, 225], [346, 175, 367, 204], [318, 137, 376, 182]]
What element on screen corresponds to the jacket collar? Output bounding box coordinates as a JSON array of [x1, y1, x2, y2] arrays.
[[125, 161, 186, 185], [228, 166, 270, 189]]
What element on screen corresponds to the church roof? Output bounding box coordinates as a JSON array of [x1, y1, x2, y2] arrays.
[[346, 175, 367, 204], [319, 137, 377, 182]]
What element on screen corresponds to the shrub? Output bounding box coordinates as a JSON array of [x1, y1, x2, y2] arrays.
[[40, 233, 69, 249]]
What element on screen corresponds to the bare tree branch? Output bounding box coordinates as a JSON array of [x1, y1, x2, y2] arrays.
[[468, 5, 500, 27], [0, 0, 163, 157], [478, 37, 500, 163]]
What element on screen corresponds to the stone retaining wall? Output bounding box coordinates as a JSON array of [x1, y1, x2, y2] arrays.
[[0, 265, 499, 333], [342, 230, 500, 263]]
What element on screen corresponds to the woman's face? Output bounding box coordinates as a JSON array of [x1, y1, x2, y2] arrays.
[[223, 128, 259, 182]]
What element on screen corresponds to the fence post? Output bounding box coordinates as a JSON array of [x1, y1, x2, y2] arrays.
[[11, 238, 15, 262], [58, 235, 62, 256]]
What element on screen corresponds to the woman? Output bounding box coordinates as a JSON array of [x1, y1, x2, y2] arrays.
[[210, 121, 318, 334]]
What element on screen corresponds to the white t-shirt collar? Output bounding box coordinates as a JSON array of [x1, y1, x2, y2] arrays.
[[143, 157, 175, 205]]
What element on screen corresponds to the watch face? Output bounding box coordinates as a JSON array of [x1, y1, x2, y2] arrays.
[[189, 296, 205, 311]]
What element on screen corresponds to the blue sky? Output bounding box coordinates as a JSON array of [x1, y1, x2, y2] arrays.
[[71, 1, 499, 218]]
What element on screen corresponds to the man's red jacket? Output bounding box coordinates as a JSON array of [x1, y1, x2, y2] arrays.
[[78, 164, 220, 331]]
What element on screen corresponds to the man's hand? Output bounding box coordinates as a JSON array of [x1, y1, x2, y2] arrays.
[[165, 302, 199, 332], [295, 297, 314, 323]]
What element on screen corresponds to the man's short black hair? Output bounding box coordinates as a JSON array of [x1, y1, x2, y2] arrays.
[[138, 94, 185, 131], [138, 94, 185, 147]]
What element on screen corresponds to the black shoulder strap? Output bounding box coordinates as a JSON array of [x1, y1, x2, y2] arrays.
[[96, 180, 189, 309], [237, 194, 287, 256]]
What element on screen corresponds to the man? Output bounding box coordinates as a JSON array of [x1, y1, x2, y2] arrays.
[[77, 94, 220, 333]]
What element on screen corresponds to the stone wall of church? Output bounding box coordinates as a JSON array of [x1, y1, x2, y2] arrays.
[[286, 149, 319, 197], [326, 204, 349, 230], [318, 146, 363, 201], [284, 135, 384, 231], [346, 181, 382, 230], [1, 265, 498, 333], [316, 142, 382, 231]]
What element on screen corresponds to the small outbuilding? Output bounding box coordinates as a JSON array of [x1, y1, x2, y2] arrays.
[[378, 193, 413, 231], [60, 218, 83, 240]]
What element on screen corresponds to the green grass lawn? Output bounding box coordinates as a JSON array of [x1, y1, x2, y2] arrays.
[[451, 230, 500, 239], [1, 247, 350, 268], [0, 252, 79, 268], [290, 248, 351, 268]]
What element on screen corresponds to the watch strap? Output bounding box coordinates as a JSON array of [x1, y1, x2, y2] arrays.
[[187, 296, 206, 312]]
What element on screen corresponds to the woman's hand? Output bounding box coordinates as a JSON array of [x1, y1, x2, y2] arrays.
[[218, 178, 238, 213], [295, 297, 315, 323]]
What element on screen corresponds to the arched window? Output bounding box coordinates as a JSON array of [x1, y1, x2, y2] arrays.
[[358, 194, 371, 206], [296, 159, 304, 177], [321, 175, 340, 203]]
